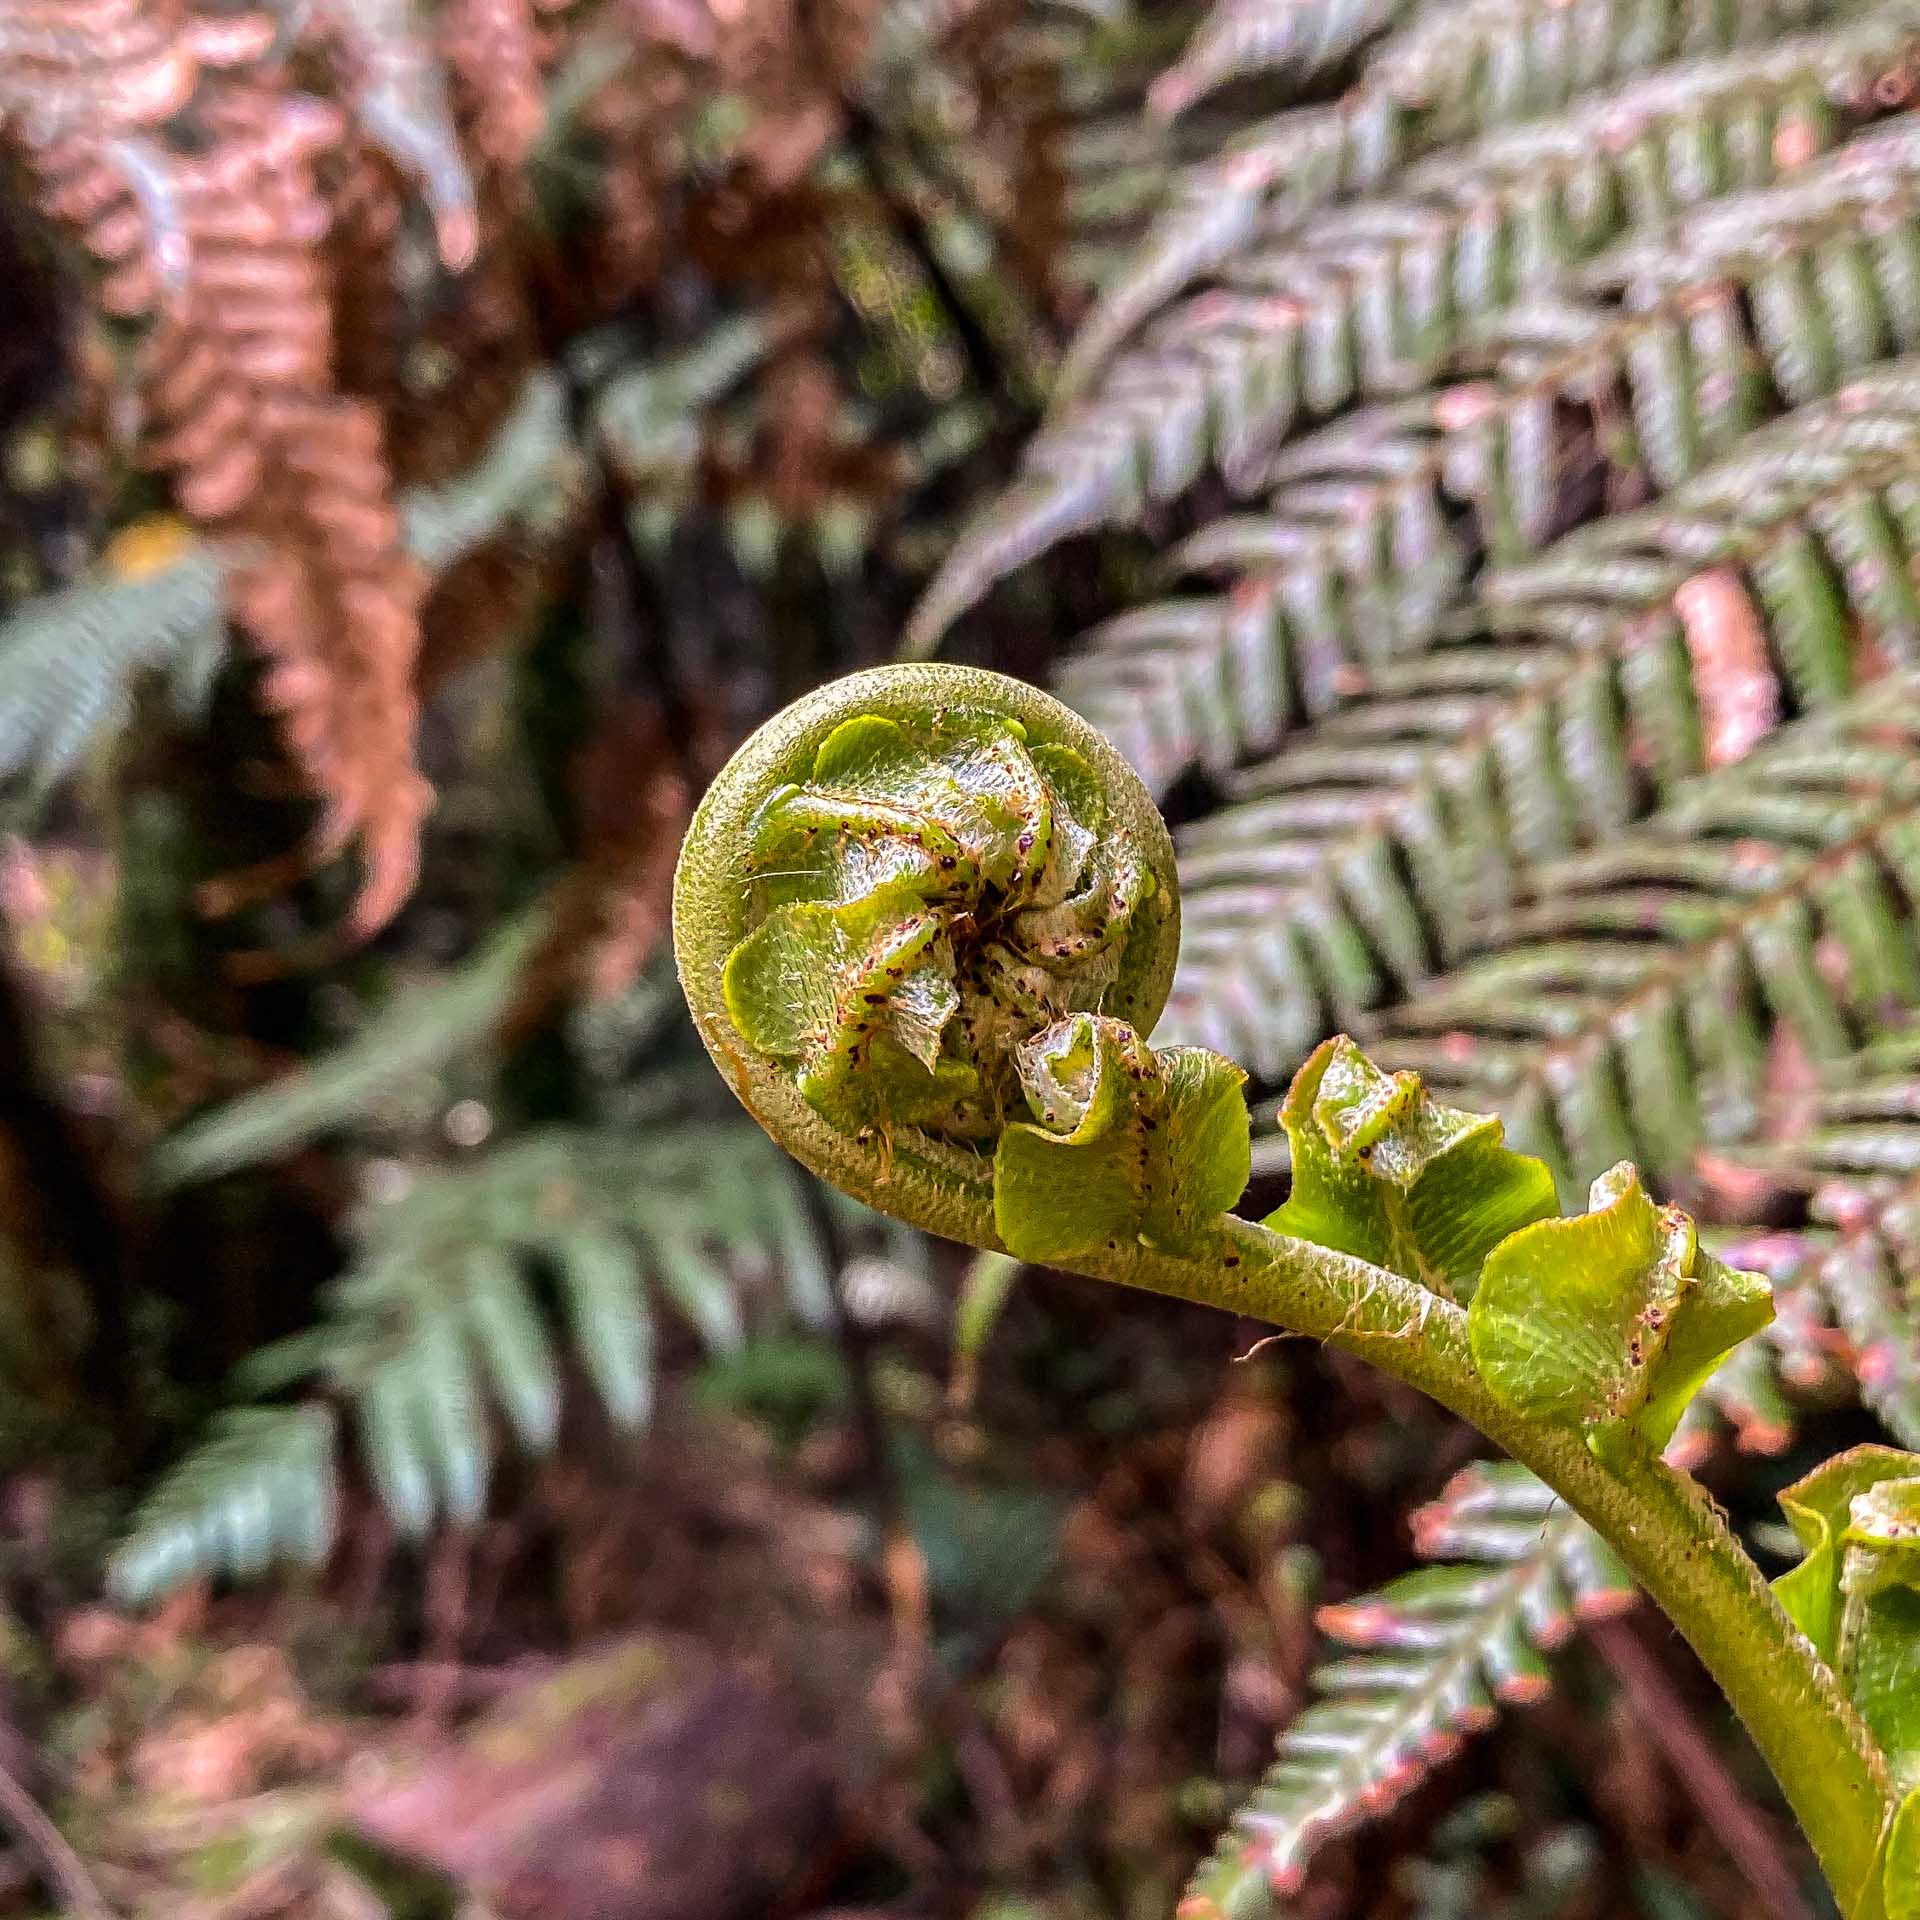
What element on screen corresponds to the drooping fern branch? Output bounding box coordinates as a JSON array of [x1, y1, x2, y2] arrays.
[[1051, 107, 1920, 799], [1154, 369, 1920, 1080], [1180, 1460, 1633, 1918], [1051, 0, 1882, 406], [148, 908, 553, 1190], [671, 662, 1906, 1916], [111, 1122, 830, 1598], [906, 0, 1920, 652]]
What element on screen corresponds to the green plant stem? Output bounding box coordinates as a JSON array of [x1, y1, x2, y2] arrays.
[[701, 1108, 1893, 1906], [1113, 1215, 1893, 1915]]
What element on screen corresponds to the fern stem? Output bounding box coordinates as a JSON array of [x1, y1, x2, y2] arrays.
[[673, 662, 1898, 1912]]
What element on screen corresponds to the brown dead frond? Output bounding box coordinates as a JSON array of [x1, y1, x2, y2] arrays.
[[4, 0, 432, 934]]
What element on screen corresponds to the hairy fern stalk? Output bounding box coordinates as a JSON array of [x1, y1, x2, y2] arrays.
[[664, 6, 1920, 1906], [673, 665, 1914, 1920]]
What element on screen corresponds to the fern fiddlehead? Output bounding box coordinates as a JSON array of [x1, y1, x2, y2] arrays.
[[674, 664, 1900, 1914]]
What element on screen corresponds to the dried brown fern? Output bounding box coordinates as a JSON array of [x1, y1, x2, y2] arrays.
[[144, 84, 430, 932], [4, 0, 434, 934]]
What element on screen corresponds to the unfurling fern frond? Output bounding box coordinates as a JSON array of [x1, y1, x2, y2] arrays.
[[1049, 0, 1876, 409], [1155, 367, 1920, 1080], [1371, 676, 1920, 1200], [110, 1126, 831, 1599], [1179, 1462, 1633, 1920], [1673, 1238, 1837, 1458]]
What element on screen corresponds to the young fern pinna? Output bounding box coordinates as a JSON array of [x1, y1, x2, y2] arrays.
[[672, 663, 1920, 1919]]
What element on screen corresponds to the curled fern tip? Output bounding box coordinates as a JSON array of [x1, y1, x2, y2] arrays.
[[673, 665, 1184, 1242]]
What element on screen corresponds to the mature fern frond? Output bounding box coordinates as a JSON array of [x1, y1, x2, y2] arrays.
[[1369, 675, 1920, 1200], [1819, 1198, 1920, 1447], [111, 1124, 831, 1598], [1675, 1233, 1848, 1456], [1715, 1032, 1920, 1446], [912, 10, 1920, 653], [1056, 118, 1920, 797], [1052, 396, 1466, 796], [1180, 1461, 1632, 1919], [0, 542, 228, 798], [1050, 0, 1878, 406], [1155, 368, 1920, 1080]]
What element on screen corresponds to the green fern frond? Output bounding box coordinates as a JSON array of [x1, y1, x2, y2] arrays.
[[151, 910, 553, 1191], [1052, 396, 1468, 795], [913, 9, 1920, 653], [0, 548, 229, 801], [1819, 1198, 1920, 1447], [1180, 1461, 1632, 1920], [1050, 0, 1875, 406], [297, 0, 478, 268], [1675, 1233, 1847, 1456], [105, 1406, 339, 1603], [111, 1125, 830, 1598], [1156, 369, 1920, 1080], [402, 369, 579, 572], [1487, 120, 1920, 491], [1054, 113, 1920, 800], [1371, 675, 1920, 1199], [1716, 1032, 1920, 1446], [0, 370, 575, 808]]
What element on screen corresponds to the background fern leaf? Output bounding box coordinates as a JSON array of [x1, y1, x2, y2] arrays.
[[112, 1125, 831, 1595], [1052, 106, 1920, 802], [1147, 0, 1409, 123], [151, 910, 552, 1190], [1179, 1461, 1633, 1920], [1155, 375, 1920, 1080], [913, 0, 1920, 651], [1716, 1031, 1920, 1446], [1047, 0, 1879, 411], [0, 545, 229, 801], [107, 1406, 339, 1604], [0, 370, 575, 811]]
